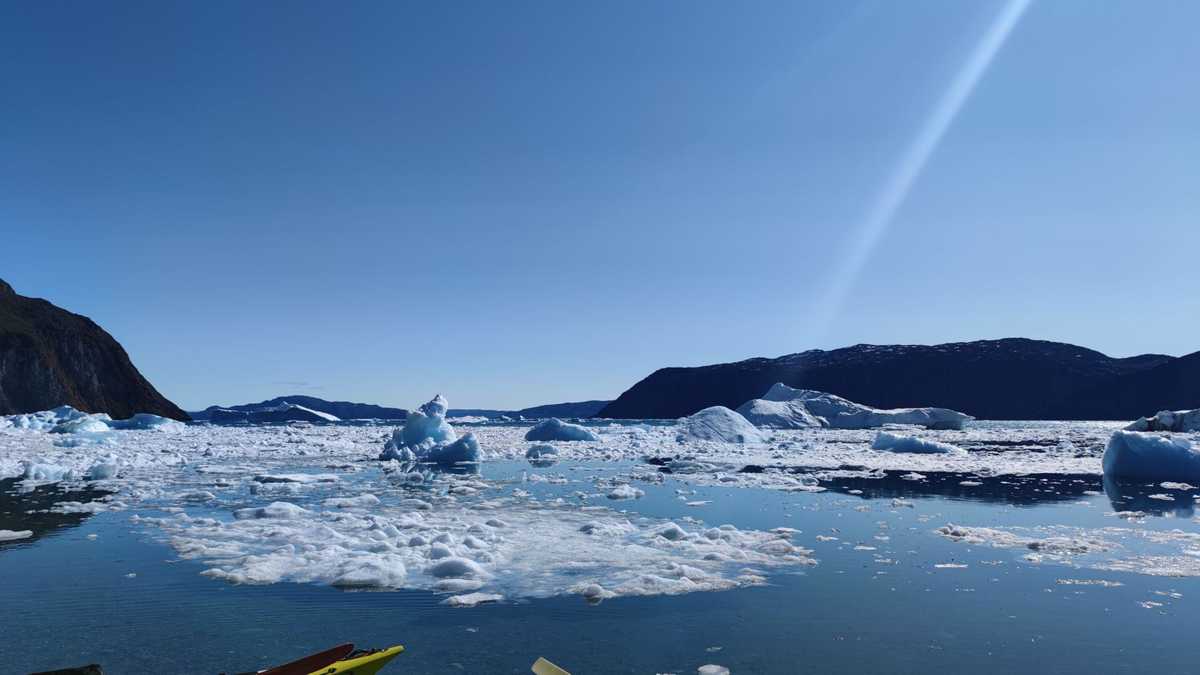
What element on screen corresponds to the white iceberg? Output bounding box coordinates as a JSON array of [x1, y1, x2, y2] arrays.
[[747, 383, 973, 430], [380, 395, 480, 464], [734, 397, 822, 429], [677, 407, 765, 444], [1103, 431, 1200, 483], [2, 405, 185, 434], [0, 530, 34, 542], [524, 418, 599, 442], [871, 431, 965, 455], [1125, 409, 1200, 433]]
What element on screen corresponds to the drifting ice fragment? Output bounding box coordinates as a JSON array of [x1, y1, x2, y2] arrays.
[[871, 431, 965, 455]]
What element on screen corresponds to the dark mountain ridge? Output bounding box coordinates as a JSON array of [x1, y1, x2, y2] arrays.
[[190, 395, 408, 421], [0, 279, 189, 421], [597, 338, 1193, 420]]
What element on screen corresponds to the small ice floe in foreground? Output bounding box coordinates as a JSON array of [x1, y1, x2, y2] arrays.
[[0, 529, 33, 541], [738, 383, 973, 430], [379, 395, 481, 464], [525, 444, 559, 466], [524, 418, 599, 442], [146, 498, 816, 599], [1102, 431, 1200, 483], [607, 484, 645, 500], [677, 407, 765, 444], [442, 592, 503, 607], [698, 664, 731, 675], [871, 431, 965, 455], [1125, 409, 1200, 433]]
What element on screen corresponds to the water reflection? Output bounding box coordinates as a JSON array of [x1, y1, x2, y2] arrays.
[[1103, 475, 1196, 518], [0, 478, 111, 549], [810, 469, 1102, 506]]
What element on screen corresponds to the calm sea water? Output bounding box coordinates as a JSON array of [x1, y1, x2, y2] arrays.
[[2, 459, 1197, 674]]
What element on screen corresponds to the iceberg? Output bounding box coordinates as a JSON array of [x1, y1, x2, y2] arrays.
[[2, 406, 184, 433], [746, 383, 973, 430], [1103, 431, 1200, 483], [1125, 409, 1200, 433], [871, 431, 965, 455], [380, 395, 480, 464], [734, 398, 822, 429], [524, 418, 599, 442], [209, 402, 339, 425], [677, 407, 765, 444]]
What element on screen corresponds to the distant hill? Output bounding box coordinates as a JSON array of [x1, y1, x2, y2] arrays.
[[597, 338, 1193, 421], [448, 400, 611, 420], [192, 396, 610, 422], [0, 279, 189, 421], [190, 395, 407, 421]]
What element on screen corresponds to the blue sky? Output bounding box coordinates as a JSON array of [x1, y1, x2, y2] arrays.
[[2, 1, 1197, 410]]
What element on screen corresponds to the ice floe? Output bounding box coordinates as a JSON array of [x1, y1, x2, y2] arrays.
[[143, 493, 815, 600]]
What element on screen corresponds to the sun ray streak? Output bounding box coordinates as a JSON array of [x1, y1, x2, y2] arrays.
[[810, 0, 1033, 340]]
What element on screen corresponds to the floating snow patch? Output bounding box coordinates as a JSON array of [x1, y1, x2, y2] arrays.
[[607, 484, 645, 500], [1102, 431, 1200, 483], [380, 395, 480, 464], [234, 501, 310, 519], [323, 494, 381, 508], [443, 592, 502, 607], [253, 473, 339, 484], [0, 530, 33, 541], [525, 418, 599, 442], [871, 432, 965, 455], [85, 454, 121, 480], [146, 496, 816, 598], [22, 461, 75, 482], [525, 443, 558, 459], [677, 407, 765, 444], [1125, 409, 1200, 433]]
